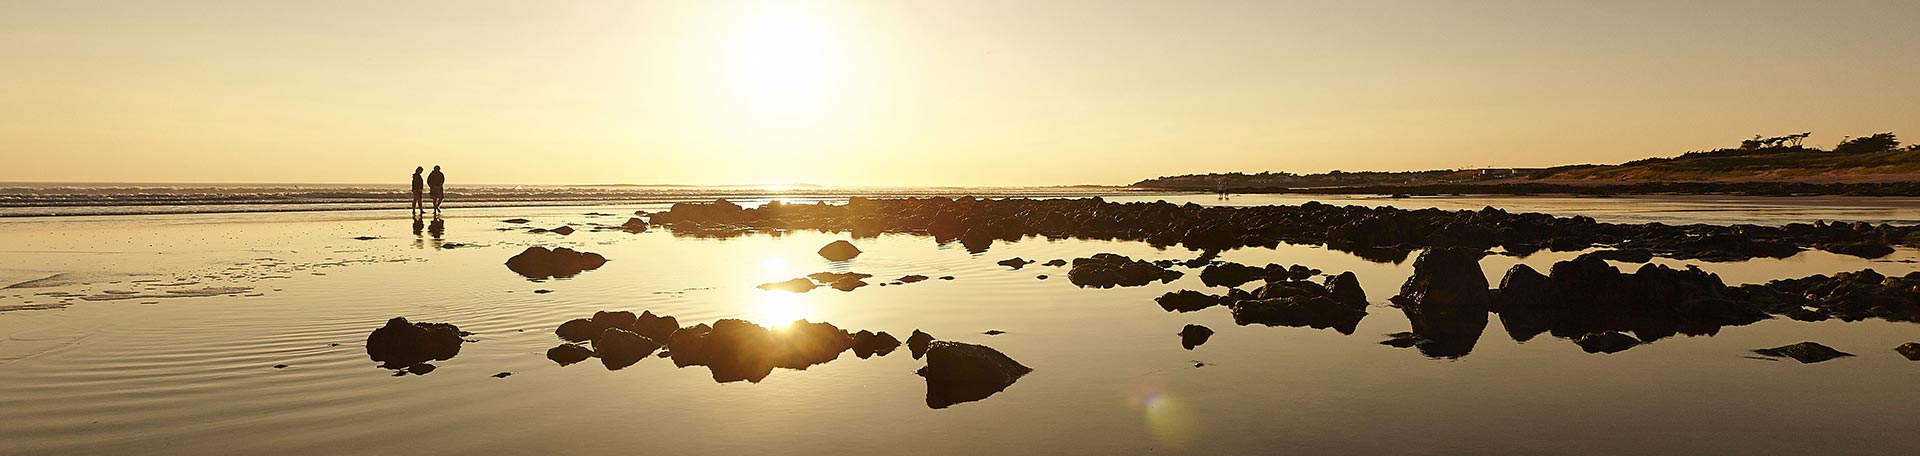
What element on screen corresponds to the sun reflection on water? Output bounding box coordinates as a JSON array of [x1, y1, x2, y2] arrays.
[[752, 291, 812, 327]]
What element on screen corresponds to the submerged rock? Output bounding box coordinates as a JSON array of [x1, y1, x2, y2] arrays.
[[758, 278, 819, 293], [818, 240, 862, 261], [1155, 290, 1227, 313], [1753, 342, 1854, 364], [504, 247, 608, 280], [365, 317, 465, 371], [917, 341, 1033, 409], [1896, 343, 1920, 361], [1574, 331, 1641, 354], [1179, 324, 1214, 350]]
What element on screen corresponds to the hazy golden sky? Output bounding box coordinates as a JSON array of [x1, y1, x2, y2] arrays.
[[2, 0, 1917, 186]]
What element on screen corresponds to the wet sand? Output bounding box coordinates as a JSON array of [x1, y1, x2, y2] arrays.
[[3, 201, 1920, 455]]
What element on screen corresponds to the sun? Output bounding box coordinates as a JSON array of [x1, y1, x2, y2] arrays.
[[716, 3, 849, 118]]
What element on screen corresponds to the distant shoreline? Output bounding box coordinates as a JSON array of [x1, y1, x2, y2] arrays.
[[1136, 181, 1920, 197]]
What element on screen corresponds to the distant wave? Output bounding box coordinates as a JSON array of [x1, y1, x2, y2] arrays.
[[0, 184, 1142, 217]]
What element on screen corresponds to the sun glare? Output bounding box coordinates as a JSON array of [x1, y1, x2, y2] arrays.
[[717, 4, 849, 118]]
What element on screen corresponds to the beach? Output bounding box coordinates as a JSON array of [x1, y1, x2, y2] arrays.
[[5, 195, 1920, 454]]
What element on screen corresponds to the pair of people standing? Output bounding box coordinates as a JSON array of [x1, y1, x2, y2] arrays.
[[411, 166, 446, 216]]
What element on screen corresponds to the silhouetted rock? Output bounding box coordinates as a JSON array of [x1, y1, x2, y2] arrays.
[[556, 318, 599, 342], [1819, 241, 1894, 259], [502, 218, 530, 224], [635, 197, 1914, 263], [1575, 331, 1640, 354], [1587, 248, 1654, 263], [818, 240, 862, 261], [851, 330, 901, 358], [504, 247, 608, 280], [546, 343, 593, 366], [632, 311, 679, 341], [758, 278, 818, 293], [997, 258, 1035, 269], [1390, 248, 1490, 358], [1752, 342, 1854, 363], [665, 319, 854, 383], [1067, 253, 1183, 288], [593, 310, 637, 329], [620, 217, 650, 232], [908, 330, 936, 359], [551, 225, 575, 235], [917, 341, 1032, 409], [1199, 262, 1268, 287], [1896, 343, 1920, 361], [1229, 295, 1366, 334], [1156, 290, 1228, 312], [1043, 259, 1067, 267], [1179, 324, 1214, 350], [593, 328, 661, 370], [1324, 271, 1366, 306], [899, 275, 929, 283], [1744, 269, 1920, 323], [366, 317, 464, 371]]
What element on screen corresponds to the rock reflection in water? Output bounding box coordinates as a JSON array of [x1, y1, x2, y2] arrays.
[[917, 340, 1033, 409]]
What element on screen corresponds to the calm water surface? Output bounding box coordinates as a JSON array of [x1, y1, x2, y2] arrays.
[[2, 201, 1919, 455]]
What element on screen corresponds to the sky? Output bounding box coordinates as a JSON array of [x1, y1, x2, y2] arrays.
[[2, 0, 1918, 186]]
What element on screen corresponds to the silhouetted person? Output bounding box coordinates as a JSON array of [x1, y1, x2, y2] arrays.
[[410, 167, 425, 215], [427, 165, 446, 214]]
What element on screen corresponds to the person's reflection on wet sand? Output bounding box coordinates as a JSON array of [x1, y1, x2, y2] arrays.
[[428, 216, 445, 240], [412, 213, 427, 249]]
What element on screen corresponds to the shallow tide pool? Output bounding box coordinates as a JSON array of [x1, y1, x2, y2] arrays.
[[3, 204, 1919, 455]]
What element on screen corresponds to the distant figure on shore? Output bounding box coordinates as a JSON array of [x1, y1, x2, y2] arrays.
[[427, 165, 446, 214], [410, 166, 426, 216]]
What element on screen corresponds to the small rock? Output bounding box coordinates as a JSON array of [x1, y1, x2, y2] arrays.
[[273, 364, 288, 369], [908, 329, 936, 359], [1894, 343, 1920, 361], [983, 330, 1006, 335], [818, 240, 862, 261], [1179, 324, 1213, 350], [1753, 342, 1854, 364], [492, 372, 512, 378]]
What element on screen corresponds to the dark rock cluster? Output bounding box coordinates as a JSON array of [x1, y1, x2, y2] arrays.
[[548, 312, 903, 380], [640, 197, 1910, 262], [1067, 253, 1183, 288]]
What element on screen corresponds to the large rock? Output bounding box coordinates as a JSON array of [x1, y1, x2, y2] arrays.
[[1199, 262, 1268, 287], [504, 247, 608, 280], [1323, 271, 1367, 306], [818, 240, 862, 261], [1390, 248, 1490, 358], [917, 341, 1033, 409], [365, 317, 465, 371]]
